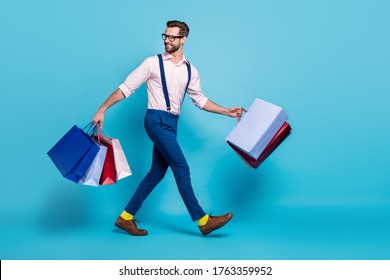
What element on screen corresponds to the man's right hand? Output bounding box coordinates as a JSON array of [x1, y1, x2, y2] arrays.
[[92, 110, 105, 128]]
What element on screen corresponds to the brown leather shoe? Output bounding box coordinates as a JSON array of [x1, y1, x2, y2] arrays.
[[199, 212, 233, 236], [115, 216, 148, 236]]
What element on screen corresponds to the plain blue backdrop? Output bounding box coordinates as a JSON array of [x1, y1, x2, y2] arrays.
[[1, 0, 389, 259]]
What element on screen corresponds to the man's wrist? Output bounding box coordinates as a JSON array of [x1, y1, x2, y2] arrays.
[[98, 106, 107, 113], [222, 107, 229, 116]]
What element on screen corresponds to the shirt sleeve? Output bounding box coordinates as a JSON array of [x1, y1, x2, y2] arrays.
[[186, 65, 208, 109], [119, 57, 152, 98]]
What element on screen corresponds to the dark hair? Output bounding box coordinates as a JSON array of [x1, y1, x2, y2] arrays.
[[166, 20, 190, 37]]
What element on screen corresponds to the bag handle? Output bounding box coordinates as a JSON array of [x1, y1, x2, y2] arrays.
[[82, 122, 95, 134], [93, 125, 104, 142], [93, 124, 113, 142], [237, 108, 247, 123]]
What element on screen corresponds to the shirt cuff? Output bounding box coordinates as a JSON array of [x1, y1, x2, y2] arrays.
[[118, 83, 134, 98], [198, 97, 208, 109]]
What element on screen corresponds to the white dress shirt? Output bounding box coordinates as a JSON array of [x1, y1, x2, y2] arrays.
[[119, 52, 208, 115]]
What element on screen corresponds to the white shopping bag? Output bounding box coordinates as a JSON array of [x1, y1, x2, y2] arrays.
[[226, 98, 288, 159], [112, 138, 132, 180]]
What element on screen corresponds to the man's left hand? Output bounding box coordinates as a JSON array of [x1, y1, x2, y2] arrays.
[[227, 107, 244, 118]]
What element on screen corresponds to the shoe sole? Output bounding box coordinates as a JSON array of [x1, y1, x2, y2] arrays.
[[115, 222, 148, 236], [202, 213, 234, 236]]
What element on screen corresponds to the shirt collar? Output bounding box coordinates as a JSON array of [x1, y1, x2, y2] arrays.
[[162, 52, 189, 65]]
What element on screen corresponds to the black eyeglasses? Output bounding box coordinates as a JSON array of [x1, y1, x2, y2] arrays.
[[161, 33, 184, 42]]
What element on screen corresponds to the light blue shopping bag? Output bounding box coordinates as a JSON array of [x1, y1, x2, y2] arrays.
[[79, 142, 107, 186], [226, 98, 288, 159]]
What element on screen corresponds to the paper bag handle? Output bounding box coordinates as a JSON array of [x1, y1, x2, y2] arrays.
[[237, 108, 247, 123]]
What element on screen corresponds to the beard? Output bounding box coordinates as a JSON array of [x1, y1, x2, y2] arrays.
[[165, 42, 180, 54]]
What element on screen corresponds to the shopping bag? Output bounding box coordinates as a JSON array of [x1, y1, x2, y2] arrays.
[[226, 98, 288, 159], [112, 138, 132, 180], [79, 141, 107, 186], [48, 125, 100, 183], [228, 122, 291, 168], [92, 133, 117, 185]]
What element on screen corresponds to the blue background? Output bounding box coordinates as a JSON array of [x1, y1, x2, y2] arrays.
[[1, 0, 389, 259]]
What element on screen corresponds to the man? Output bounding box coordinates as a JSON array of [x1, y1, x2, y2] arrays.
[[92, 20, 242, 236]]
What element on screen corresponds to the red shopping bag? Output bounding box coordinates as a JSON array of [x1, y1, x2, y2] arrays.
[[99, 136, 117, 185], [92, 128, 117, 185], [227, 122, 291, 168]]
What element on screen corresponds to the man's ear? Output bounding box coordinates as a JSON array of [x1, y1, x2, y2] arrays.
[[181, 36, 187, 45]]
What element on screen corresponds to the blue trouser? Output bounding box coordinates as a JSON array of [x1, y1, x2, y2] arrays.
[[124, 109, 206, 221]]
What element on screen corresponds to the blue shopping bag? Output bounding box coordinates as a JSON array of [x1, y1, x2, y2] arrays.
[[47, 125, 100, 183]]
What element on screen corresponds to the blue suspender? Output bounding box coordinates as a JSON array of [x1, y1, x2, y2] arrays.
[[157, 54, 191, 113], [157, 54, 171, 111], [184, 61, 191, 98]]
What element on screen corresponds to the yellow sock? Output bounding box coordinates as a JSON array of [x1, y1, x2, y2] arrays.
[[198, 214, 209, 226], [120, 210, 133, 221]]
